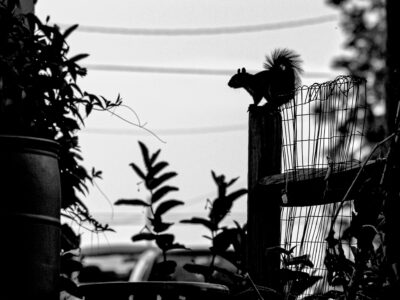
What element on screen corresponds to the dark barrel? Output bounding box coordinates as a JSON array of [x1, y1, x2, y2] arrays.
[[1, 135, 61, 300]]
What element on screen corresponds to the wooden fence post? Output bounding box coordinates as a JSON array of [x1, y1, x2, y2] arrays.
[[247, 104, 282, 290]]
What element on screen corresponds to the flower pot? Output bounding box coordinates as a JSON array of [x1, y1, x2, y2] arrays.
[[0, 135, 61, 300]]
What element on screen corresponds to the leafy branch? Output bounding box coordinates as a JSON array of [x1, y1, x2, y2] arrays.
[[115, 141, 186, 279], [320, 124, 400, 299], [266, 246, 322, 300], [180, 171, 249, 290]]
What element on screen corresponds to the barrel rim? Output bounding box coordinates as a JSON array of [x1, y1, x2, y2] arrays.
[[0, 134, 60, 156]]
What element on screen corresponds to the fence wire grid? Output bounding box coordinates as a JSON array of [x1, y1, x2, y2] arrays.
[[278, 75, 367, 298], [280, 75, 368, 181]]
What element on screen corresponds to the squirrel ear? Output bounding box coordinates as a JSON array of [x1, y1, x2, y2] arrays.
[[242, 67, 246, 73], [237, 68, 240, 73]]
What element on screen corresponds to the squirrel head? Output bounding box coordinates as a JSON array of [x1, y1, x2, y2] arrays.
[[228, 67, 248, 88]]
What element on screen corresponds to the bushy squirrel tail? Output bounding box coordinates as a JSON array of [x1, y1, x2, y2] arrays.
[[264, 48, 303, 87]]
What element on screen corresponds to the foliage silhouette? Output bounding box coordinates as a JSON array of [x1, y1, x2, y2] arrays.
[[0, 3, 121, 232], [181, 171, 247, 273], [59, 224, 84, 299], [181, 172, 267, 298], [181, 172, 324, 300], [306, 131, 400, 299], [115, 141, 186, 280], [1, 3, 125, 297]]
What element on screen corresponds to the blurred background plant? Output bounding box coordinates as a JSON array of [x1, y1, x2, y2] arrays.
[[326, 0, 387, 152], [180, 172, 247, 285], [115, 141, 186, 280], [181, 172, 325, 300]]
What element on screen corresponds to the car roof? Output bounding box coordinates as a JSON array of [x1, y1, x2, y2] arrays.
[[80, 243, 154, 256]]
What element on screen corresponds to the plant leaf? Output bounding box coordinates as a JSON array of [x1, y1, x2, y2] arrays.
[[180, 217, 216, 231], [138, 141, 151, 170], [85, 102, 93, 116], [151, 220, 173, 233], [280, 268, 309, 282], [151, 186, 179, 203], [285, 254, 314, 268], [129, 162, 146, 180], [154, 200, 184, 218], [150, 149, 161, 165], [208, 189, 247, 225], [68, 53, 89, 63], [226, 177, 239, 188], [226, 189, 247, 203], [290, 274, 323, 296], [155, 233, 175, 250], [211, 170, 219, 183], [63, 24, 79, 38], [131, 232, 156, 242], [114, 199, 149, 207], [154, 260, 177, 278], [266, 246, 294, 256], [212, 229, 234, 253], [147, 172, 177, 190], [148, 161, 169, 179]]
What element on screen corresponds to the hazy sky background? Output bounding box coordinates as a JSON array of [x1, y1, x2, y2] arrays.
[[35, 0, 345, 248]]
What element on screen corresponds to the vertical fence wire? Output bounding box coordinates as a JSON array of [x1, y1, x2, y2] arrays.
[[278, 75, 367, 298]]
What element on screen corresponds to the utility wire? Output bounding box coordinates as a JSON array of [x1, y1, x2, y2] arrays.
[[84, 64, 335, 79], [83, 124, 247, 136], [91, 211, 247, 226], [59, 14, 338, 36]]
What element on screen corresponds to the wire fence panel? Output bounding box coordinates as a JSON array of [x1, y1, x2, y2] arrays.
[[281, 75, 367, 182], [277, 75, 367, 298]]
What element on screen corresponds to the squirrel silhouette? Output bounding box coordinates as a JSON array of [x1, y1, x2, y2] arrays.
[[228, 48, 303, 109]]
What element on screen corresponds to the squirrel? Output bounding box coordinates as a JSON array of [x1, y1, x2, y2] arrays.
[[228, 48, 303, 109]]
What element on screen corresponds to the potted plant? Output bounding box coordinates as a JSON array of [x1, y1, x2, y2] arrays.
[[1, 2, 120, 299]]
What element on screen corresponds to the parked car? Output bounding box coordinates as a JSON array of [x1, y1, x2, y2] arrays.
[[130, 247, 238, 283], [77, 244, 236, 299], [78, 243, 154, 283], [78, 243, 237, 283]]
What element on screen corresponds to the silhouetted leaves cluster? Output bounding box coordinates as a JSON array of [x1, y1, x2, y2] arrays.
[[181, 171, 249, 292], [59, 224, 83, 299], [181, 172, 247, 262], [319, 165, 396, 299], [0, 3, 121, 231], [265, 246, 323, 299], [115, 141, 186, 279]]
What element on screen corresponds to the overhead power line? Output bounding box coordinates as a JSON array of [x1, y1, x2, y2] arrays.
[[83, 124, 248, 136], [84, 64, 335, 79], [89, 211, 247, 226], [59, 14, 338, 36]]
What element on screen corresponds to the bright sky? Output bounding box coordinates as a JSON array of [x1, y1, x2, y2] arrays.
[[35, 0, 344, 248]]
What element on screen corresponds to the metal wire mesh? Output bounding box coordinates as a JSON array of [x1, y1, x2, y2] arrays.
[[280, 201, 354, 297], [277, 75, 367, 298], [280, 75, 367, 182]]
